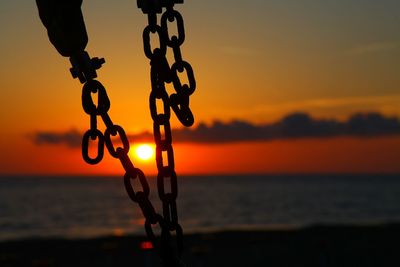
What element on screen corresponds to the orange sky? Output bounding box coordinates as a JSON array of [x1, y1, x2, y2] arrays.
[[1, 135, 399, 175], [0, 1, 399, 175]]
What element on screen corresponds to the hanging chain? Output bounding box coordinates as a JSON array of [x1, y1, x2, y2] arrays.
[[79, 1, 195, 266], [37, 0, 194, 265], [80, 77, 186, 266], [139, 0, 196, 127], [130, 0, 196, 265], [80, 78, 159, 228]]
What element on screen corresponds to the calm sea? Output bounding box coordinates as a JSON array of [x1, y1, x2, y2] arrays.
[[0, 174, 400, 241]]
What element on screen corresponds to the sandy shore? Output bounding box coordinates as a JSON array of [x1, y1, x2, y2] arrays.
[[1, 223, 399, 267]]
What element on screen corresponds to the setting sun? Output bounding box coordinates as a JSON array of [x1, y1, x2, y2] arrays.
[[134, 144, 154, 161]]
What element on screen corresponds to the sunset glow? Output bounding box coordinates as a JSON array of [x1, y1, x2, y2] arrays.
[[134, 144, 154, 161], [0, 1, 399, 175]]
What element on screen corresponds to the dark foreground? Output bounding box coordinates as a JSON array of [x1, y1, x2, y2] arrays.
[[1, 224, 399, 267]]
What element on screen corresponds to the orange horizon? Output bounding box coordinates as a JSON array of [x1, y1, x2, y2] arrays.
[[1, 136, 399, 176]]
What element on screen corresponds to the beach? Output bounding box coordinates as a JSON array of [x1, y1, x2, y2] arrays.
[[1, 223, 399, 267]]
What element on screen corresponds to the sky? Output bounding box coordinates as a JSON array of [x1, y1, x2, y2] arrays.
[[0, 0, 399, 175]]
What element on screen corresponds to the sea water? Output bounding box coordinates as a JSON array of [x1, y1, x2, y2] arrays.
[[0, 174, 400, 241]]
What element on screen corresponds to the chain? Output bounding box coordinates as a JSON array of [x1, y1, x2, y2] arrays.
[[136, 1, 196, 265], [37, 0, 194, 265], [129, 1, 196, 265], [139, 0, 196, 127], [79, 77, 187, 266], [81, 0, 195, 265], [80, 78, 158, 221]]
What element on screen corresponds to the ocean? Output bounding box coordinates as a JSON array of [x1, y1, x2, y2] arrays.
[[1, 174, 400, 241]]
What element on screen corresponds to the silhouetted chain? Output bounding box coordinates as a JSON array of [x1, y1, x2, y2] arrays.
[[80, 78, 163, 234], [137, 0, 196, 266], [140, 0, 196, 127], [80, 77, 187, 266], [37, 0, 192, 266], [80, 1, 194, 266]]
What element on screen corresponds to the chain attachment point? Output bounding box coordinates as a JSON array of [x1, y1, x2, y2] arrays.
[[70, 51, 105, 83]]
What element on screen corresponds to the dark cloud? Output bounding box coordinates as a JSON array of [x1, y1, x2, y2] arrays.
[[152, 112, 400, 143], [30, 112, 400, 147], [31, 129, 81, 148]]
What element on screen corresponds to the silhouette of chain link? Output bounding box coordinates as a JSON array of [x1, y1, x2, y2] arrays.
[[137, 1, 196, 266], [81, 1, 194, 266], [80, 78, 187, 267], [141, 0, 196, 127], [80, 79, 161, 225], [37, 0, 192, 266]]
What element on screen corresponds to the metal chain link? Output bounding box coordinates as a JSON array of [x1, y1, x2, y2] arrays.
[[140, 0, 196, 127], [80, 78, 185, 265], [80, 79, 159, 229], [137, 1, 196, 265], [37, 0, 194, 266], [52, 1, 194, 266]]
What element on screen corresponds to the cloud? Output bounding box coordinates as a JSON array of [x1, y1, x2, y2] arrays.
[[351, 41, 400, 55], [30, 112, 400, 148], [153, 112, 400, 143], [31, 129, 81, 148]]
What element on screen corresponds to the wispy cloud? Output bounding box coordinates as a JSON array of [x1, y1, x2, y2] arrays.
[[31, 129, 81, 148], [351, 41, 400, 55], [30, 112, 400, 148]]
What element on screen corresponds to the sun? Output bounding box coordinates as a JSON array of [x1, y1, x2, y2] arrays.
[[134, 144, 154, 161]]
